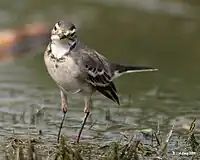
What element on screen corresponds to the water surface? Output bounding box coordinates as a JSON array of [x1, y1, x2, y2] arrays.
[[0, 0, 200, 154]]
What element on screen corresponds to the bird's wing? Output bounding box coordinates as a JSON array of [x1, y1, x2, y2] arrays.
[[77, 48, 120, 104]]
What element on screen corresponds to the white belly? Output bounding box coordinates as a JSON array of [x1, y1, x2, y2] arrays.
[[44, 54, 83, 93]]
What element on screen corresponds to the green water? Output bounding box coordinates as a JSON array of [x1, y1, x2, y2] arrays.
[[0, 0, 200, 153]]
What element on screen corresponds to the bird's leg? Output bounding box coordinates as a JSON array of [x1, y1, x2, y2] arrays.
[[57, 90, 68, 143], [76, 96, 92, 143]]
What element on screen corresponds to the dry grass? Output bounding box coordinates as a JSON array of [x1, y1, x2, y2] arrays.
[[1, 119, 199, 160]]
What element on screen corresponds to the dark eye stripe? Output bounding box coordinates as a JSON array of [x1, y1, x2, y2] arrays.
[[69, 24, 76, 31], [70, 32, 75, 37], [58, 21, 62, 26]]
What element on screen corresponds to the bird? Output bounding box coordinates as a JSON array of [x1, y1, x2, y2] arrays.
[[44, 20, 158, 143]]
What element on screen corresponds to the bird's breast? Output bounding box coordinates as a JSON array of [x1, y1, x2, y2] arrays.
[[44, 53, 83, 92]]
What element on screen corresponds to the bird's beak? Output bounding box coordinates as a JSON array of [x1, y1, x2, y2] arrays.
[[58, 30, 69, 40]]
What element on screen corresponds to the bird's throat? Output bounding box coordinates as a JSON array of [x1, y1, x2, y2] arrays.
[[50, 38, 77, 59], [50, 40, 70, 59]]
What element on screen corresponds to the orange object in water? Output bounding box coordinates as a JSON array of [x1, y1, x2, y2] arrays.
[[0, 22, 50, 62], [0, 29, 17, 61]]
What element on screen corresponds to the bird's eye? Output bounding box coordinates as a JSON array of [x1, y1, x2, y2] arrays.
[[58, 21, 62, 26], [69, 24, 76, 31], [98, 68, 103, 72], [70, 26, 76, 31], [70, 26, 75, 30], [54, 26, 57, 31]]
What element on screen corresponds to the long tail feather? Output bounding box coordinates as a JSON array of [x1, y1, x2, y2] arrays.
[[111, 63, 158, 79]]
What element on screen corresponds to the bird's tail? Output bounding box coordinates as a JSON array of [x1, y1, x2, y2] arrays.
[[110, 63, 158, 79]]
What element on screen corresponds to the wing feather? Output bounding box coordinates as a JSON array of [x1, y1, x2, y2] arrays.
[[78, 48, 119, 104]]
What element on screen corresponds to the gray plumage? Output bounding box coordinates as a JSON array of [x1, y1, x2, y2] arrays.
[[44, 20, 158, 143], [45, 39, 119, 103]]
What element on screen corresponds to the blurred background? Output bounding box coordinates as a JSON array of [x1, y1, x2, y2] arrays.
[[0, 0, 200, 147]]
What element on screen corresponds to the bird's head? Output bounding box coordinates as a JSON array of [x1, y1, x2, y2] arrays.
[[51, 20, 76, 41]]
